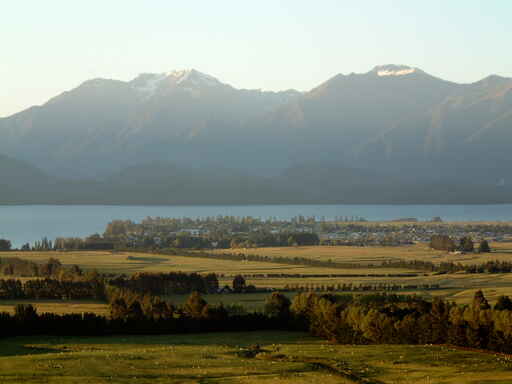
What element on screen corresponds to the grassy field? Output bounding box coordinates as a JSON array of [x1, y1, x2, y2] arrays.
[[214, 243, 512, 266], [4, 246, 512, 309], [0, 300, 108, 316], [0, 331, 511, 383], [215, 243, 445, 264], [1, 250, 418, 276], [6, 243, 512, 277], [169, 284, 512, 310], [0, 286, 508, 317], [2, 281, 511, 316], [1, 246, 512, 382], [165, 292, 297, 311]]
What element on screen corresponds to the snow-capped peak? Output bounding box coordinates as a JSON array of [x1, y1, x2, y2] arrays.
[[130, 73, 168, 97], [130, 69, 223, 98], [372, 65, 418, 77], [167, 69, 221, 87]]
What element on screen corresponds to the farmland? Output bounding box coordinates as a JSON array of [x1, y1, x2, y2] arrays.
[[8, 242, 512, 275], [215, 243, 512, 266], [1, 331, 511, 383], [0, 249, 419, 276], [3, 243, 512, 309], [3, 243, 512, 383], [0, 300, 108, 316]]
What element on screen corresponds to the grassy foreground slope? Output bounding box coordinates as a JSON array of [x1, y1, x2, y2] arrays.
[[1, 331, 512, 383]]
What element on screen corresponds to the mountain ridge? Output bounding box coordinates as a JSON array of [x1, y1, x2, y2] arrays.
[[1, 64, 512, 204]]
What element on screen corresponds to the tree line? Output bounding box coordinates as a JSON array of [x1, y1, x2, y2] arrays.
[[381, 259, 512, 274], [154, 248, 511, 275], [0, 272, 224, 300], [4, 290, 512, 355], [108, 272, 220, 295], [0, 278, 105, 300], [0, 254, 268, 300], [157, 249, 374, 269], [282, 282, 440, 292], [289, 290, 512, 353], [0, 239, 12, 251], [1, 292, 276, 337], [0, 257, 67, 277], [430, 235, 491, 253]]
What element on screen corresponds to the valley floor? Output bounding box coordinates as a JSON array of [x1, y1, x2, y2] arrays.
[[3, 245, 512, 382]]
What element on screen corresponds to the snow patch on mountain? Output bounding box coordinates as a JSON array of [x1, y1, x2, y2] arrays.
[[130, 73, 168, 98], [377, 68, 416, 76], [168, 69, 221, 87], [130, 69, 224, 98], [372, 65, 418, 77]]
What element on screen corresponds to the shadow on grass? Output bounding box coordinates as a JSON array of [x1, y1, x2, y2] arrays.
[[126, 256, 168, 263], [0, 339, 66, 357], [0, 331, 314, 357]]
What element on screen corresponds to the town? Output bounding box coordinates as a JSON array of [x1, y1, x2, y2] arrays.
[[61, 216, 512, 250]]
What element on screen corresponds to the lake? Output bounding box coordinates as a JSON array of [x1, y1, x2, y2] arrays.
[[1, 204, 512, 248]]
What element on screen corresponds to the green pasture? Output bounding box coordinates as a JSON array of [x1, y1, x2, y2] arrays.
[[0, 331, 511, 383]]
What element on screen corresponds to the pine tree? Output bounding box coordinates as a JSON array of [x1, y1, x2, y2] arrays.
[[0, 239, 12, 251], [184, 291, 207, 318], [232, 275, 246, 293], [459, 237, 474, 253], [473, 290, 491, 310], [264, 292, 291, 320], [494, 295, 512, 311], [479, 240, 491, 253]]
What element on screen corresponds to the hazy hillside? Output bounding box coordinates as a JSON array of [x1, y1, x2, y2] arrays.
[[266, 65, 512, 182], [0, 70, 300, 178], [354, 73, 512, 181], [0, 154, 56, 203], [1, 65, 512, 204]]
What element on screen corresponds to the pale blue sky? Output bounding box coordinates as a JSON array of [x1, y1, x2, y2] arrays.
[[2, 0, 511, 117]]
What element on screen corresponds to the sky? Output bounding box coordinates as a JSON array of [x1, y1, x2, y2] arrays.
[[1, 0, 511, 117]]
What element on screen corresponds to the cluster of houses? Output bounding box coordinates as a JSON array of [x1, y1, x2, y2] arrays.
[[104, 217, 512, 249], [320, 221, 512, 246]]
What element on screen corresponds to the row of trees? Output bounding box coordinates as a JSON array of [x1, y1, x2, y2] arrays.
[[282, 282, 440, 292], [0, 271, 260, 305], [229, 232, 320, 248], [0, 278, 105, 300], [0, 239, 11, 251], [288, 290, 512, 353], [5, 289, 512, 354], [35, 231, 320, 251], [161, 249, 366, 270], [430, 235, 491, 253], [54, 235, 114, 250], [3, 294, 277, 337], [108, 272, 220, 295], [0, 236, 115, 252], [108, 289, 246, 322], [0, 257, 65, 277], [161, 248, 511, 275]]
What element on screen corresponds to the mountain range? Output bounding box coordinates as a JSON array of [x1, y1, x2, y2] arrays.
[[1, 65, 511, 204]]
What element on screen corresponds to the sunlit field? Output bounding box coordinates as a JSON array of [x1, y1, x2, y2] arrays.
[[0, 300, 108, 316], [4, 243, 512, 309], [0, 250, 418, 275], [214, 242, 512, 266], [0, 331, 511, 383]]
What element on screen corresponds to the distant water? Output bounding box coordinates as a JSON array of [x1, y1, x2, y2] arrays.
[[1, 204, 512, 248]]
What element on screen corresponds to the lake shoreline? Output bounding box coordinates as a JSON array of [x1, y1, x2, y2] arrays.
[[2, 204, 512, 248]]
